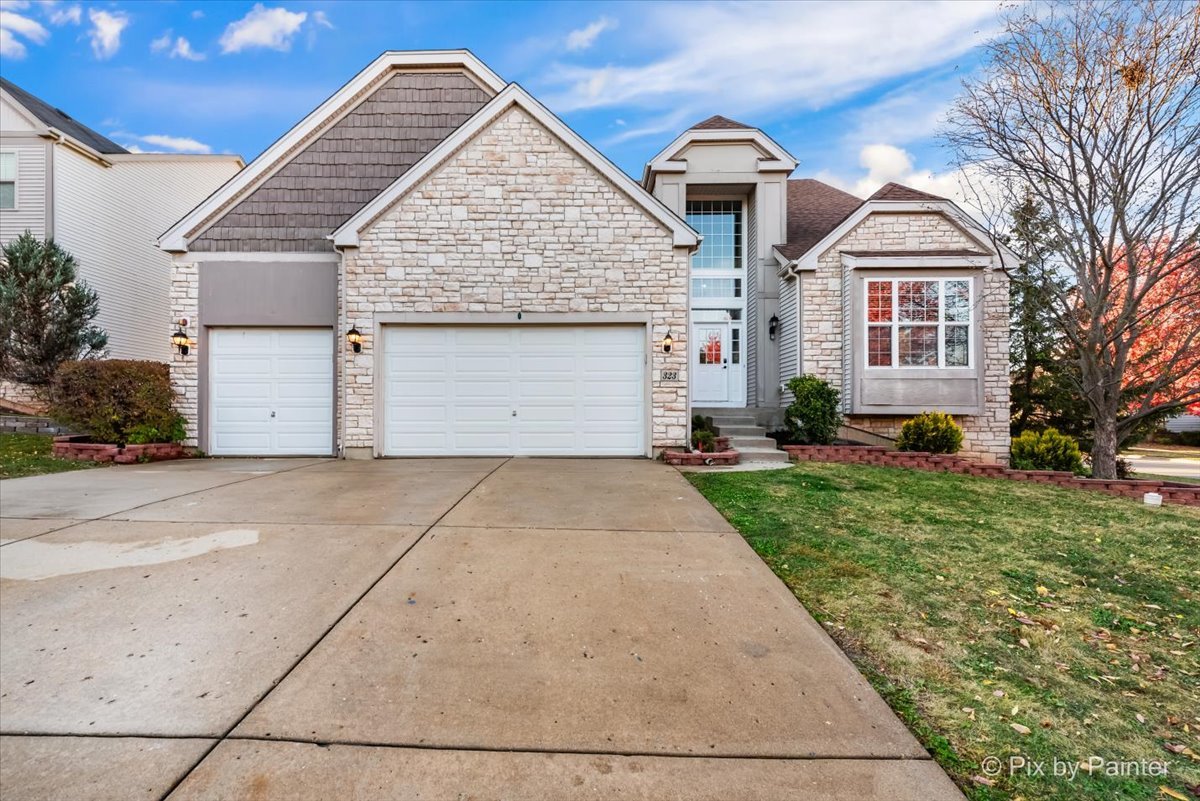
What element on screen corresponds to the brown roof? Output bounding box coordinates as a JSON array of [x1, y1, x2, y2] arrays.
[[691, 115, 753, 130], [774, 179, 863, 260], [869, 182, 945, 201], [841, 249, 987, 257]]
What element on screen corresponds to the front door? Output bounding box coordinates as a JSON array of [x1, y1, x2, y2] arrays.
[[692, 321, 730, 404]]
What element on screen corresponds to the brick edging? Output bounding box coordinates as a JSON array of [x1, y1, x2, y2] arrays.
[[781, 445, 1199, 507], [663, 449, 741, 466], [52, 436, 187, 465]]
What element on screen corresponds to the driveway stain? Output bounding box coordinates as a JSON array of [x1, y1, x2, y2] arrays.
[[0, 529, 260, 581]]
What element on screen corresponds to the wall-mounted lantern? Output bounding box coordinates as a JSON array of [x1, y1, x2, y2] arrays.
[[768, 315, 779, 341], [346, 326, 363, 353], [171, 327, 190, 356], [661, 331, 673, 354]]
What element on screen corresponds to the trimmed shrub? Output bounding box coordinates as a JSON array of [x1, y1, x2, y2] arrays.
[[692, 413, 715, 433], [896, 411, 964, 454], [49, 360, 185, 445], [691, 429, 717, 452], [1010, 427, 1084, 473], [785, 375, 842, 445]]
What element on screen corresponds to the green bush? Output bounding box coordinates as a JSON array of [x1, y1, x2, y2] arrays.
[[691, 429, 716, 452], [49, 360, 186, 445], [692, 413, 714, 433], [784, 375, 842, 445], [1010, 427, 1084, 473], [895, 411, 964, 454]]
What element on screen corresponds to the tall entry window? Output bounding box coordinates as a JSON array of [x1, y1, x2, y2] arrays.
[[687, 200, 743, 270]]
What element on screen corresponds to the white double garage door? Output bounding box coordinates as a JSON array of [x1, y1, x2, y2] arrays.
[[209, 325, 647, 457]]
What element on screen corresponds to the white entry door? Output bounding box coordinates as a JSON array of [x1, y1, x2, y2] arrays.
[[691, 320, 731, 404], [382, 325, 646, 456], [208, 328, 333, 456]]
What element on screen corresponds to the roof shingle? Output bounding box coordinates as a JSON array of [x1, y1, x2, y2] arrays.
[[690, 115, 753, 131], [774, 179, 863, 261], [0, 77, 128, 155], [869, 182, 945, 201]]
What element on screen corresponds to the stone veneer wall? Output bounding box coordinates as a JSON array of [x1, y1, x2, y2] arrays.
[[342, 107, 690, 452], [799, 212, 1011, 463], [169, 262, 200, 447]]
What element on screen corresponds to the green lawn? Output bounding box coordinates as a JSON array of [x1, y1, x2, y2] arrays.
[[0, 432, 102, 479], [688, 463, 1199, 801]]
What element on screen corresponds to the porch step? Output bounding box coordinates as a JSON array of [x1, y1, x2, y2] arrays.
[[734, 446, 790, 463], [715, 425, 766, 436], [729, 436, 779, 451]]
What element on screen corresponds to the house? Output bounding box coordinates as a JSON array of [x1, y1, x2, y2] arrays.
[[160, 50, 1012, 462], [0, 78, 243, 371]]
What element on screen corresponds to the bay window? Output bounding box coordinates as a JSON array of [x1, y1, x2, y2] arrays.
[[865, 278, 972, 368]]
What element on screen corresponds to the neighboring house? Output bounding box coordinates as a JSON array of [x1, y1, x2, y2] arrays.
[[0, 78, 243, 366], [160, 50, 1013, 462], [1165, 414, 1200, 434]]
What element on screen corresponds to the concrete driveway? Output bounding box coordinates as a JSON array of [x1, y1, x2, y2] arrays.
[[0, 458, 961, 801]]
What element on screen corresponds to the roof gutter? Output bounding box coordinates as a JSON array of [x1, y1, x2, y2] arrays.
[[46, 128, 113, 167]]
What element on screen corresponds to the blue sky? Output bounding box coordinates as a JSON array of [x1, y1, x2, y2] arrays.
[[0, 0, 1002, 199]]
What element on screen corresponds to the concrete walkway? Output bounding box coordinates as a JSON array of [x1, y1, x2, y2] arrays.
[[0, 458, 962, 800]]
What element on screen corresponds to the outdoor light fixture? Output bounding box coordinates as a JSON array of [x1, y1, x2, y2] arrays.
[[662, 331, 673, 354], [346, 326, 363, 353], [171, 328, 190, 356], [769, 314, 779, 341]]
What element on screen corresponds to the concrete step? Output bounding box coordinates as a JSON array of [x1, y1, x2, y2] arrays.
[[729, 436, 779, 450], [736, 446, 791, 463], [715, 424, 766, 436]]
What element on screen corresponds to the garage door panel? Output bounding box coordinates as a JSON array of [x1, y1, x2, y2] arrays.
[[383, 325, 644, 457], [209, 328, 333, 456]]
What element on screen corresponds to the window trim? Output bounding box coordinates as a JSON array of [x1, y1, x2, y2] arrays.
[[863, 277, 973, 370], [0, 151, 17, 212]]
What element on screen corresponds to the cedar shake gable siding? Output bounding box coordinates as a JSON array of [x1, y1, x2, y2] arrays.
[[190, 72, 492, 252]]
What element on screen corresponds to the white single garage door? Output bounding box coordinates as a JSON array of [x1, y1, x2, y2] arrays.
[[382, 325, 646, 456], [209, 328, 334, 456]]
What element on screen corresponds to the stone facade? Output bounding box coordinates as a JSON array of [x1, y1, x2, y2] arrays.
[[343, 107, 690, 452], [169, 261, 200, 447], [797, 211, 1011, 462], [0, 378, 47, 413]]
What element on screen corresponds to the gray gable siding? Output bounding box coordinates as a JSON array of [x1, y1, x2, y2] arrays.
[[191, 72, 492, 252]]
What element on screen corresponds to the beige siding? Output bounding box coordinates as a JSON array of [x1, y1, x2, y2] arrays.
[[55, 150, 241, 361], [0, 138, 47, 241]]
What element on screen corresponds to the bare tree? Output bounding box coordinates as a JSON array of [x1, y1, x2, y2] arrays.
[[945, 0, 1200, 478]]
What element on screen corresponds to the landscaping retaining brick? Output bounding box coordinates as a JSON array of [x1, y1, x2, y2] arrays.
[[781, 445, 1199, 507], [663, 449, 741, 466], [52, 436, 187, 464]]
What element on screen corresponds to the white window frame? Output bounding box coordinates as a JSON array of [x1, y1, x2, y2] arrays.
[[0, 151, 17, 211], [686, 197, 746, 310], [863, 277, 973, 369]]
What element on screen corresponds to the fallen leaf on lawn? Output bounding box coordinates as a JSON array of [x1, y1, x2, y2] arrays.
[[972, 775, 996, 787], [994, 690, 1006, 697], [963, 707, 976, 721], [1011, 723, 1032, 735], [1137, 714, 1147, 724], [1037, 585, 1050, 596], [1012, 705, 1020, 715], [1041, 718, 1053, 728], [1164, 743, 1186, 754], [1158, 787, 1188, 801], [1020, 638, 1031, 648]]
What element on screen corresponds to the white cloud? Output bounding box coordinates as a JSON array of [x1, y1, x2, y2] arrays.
[[0, 7, 48, 58], [43, 2, 81, 26], [170, 35, 203, 61], [545, 1, 998, 140], [150, 29, 171, 53], [111, 131, 212, 154], [219, 3, 306, 54], [190, 9, 204, 19], [816, 143, 1001, 221], [565, 16, 615, 52], [153, 30, 203, 61], [87, 8, 127, 59], [312, 9, 332, 29]]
